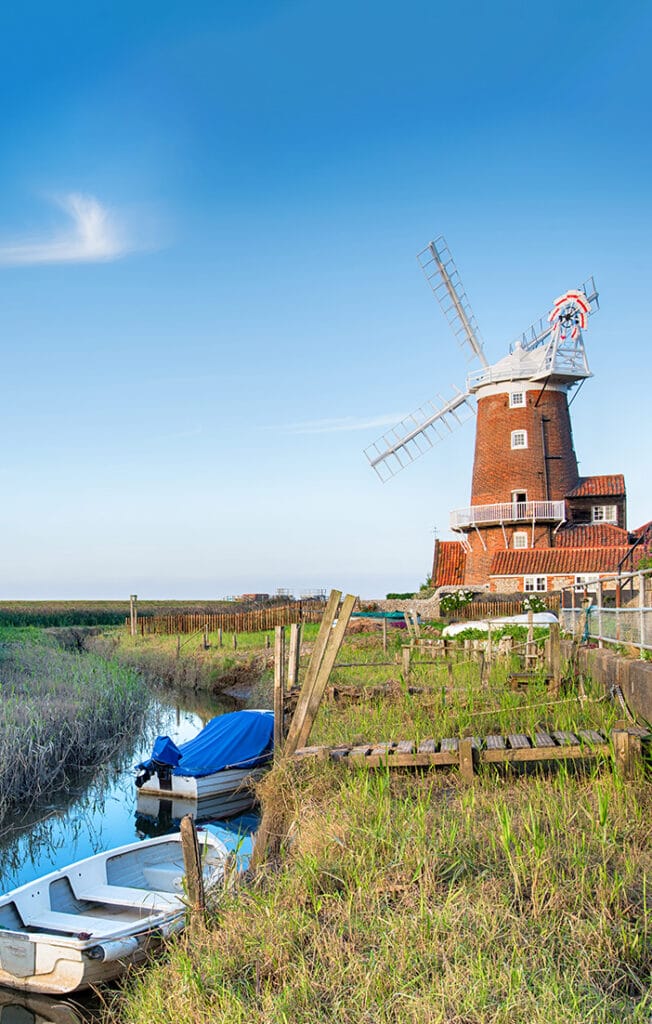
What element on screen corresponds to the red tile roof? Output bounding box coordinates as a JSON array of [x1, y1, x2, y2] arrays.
[[490, 546, 630, 577], [555, 524, 629, 548], [632, 521, 652, 539], [567, 475, 625, 498], [433, 541, 466, 587]]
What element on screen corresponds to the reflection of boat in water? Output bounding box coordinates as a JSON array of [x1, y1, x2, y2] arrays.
[[135, 710, 273, 807], [0, 832, 228, 995], [136, 790, 259, 837], [0, 988, 88, 1024]]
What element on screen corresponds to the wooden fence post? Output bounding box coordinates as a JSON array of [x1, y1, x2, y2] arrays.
[[401, 645, 411, 685], [274, 626, 286, 753], [129, 594, 138, 637], [382, 617, 387, 653], [233, 633, 237, 650], [287, 623, 301, 690], [458, 737, 475, 783], [218, 627, 223, 647], [548, 621, 561, 694], [180, 815, 205, 920], [612, 729, 642, 779], [203, 623, 210, 650]]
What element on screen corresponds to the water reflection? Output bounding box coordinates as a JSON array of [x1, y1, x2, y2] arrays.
[[0, 989, 97, 1024]]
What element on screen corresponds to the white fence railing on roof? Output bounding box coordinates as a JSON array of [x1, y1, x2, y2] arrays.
[[450, 500, 566, 531], [558, 567, 652, 655]]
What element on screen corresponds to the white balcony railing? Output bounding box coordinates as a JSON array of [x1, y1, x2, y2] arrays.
[[450, 500, 566, 531]]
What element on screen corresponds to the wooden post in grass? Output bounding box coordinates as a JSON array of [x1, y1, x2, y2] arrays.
[[382, 617, 388, 653], [401, 645, 411, 685], [203, 623, 210, 649], [233, 633, 237, 650], [129, 594, 138, 637], [548, 621, 561, 695], [612, 729, 642, 779], [274, 626, 286, 753], [180, 814, 205, 918], [218, 627, 223, 647], [526, 609, 535, 668], [458, 737, 475, 783], [287, 623, 301, 690], [251, 590, 356, 871]]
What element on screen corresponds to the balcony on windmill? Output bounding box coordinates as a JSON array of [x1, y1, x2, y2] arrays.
[[449, 500, 566, 531]]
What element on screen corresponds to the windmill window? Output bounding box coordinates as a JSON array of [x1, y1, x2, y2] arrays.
[[511, 430, 528, 449], [510, 391, 525, 408], [592, 505, 617, 523], [524, 575, 547, 592], [513, 532, 528, 549]]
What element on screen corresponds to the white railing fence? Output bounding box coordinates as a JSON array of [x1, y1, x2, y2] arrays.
[[558, 568, 652, 656]]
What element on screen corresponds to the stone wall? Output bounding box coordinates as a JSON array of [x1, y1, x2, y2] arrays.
[[562, 640, 652, 723], [360, 596, 440, 618]]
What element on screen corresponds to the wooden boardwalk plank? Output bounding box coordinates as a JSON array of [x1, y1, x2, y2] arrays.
[[440, 737, 459, 752], [349, 744, 373, 757], [395, 740, 415, 754], [417, 739, 437, 753], [369, 742, 395, 756], [485, 735, 506, 750], [552, 731, 580, 746], [578, 730, 606, 745], [507, 734, 531, 749], [330, 746, 352, 762], [533, 731, 556, 748]]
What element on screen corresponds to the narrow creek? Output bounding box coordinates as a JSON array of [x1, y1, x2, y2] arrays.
[[0, 686, 260, 1024]]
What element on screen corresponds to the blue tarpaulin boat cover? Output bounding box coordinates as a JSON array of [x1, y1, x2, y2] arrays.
[[137, 710, 274, 778]]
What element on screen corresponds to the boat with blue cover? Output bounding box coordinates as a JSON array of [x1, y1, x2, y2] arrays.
[[135, 709, 274, 809]]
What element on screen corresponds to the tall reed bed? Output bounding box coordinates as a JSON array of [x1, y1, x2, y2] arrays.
[[0, 636, 149, 826]]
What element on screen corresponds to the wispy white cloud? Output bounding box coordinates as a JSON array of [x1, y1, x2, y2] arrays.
[[0, 193, 131, 265], [276, 413, 407, 435]]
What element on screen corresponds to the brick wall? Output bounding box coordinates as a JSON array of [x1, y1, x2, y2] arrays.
[[471, 387, 580, 505]]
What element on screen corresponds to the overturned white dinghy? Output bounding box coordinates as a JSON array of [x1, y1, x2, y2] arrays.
[[135, 709, 274, 806], [442, 612, 559, 637], [0, 831, 228, 995]]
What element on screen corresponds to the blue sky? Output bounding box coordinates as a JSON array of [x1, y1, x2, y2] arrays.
[[0, 1, 650, 598]]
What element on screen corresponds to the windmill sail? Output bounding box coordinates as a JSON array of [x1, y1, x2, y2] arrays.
[[417, 237, 488, 368], [364, 388, 476, 481]]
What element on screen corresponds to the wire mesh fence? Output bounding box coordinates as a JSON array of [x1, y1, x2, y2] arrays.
[[558, 568, 652, 654]]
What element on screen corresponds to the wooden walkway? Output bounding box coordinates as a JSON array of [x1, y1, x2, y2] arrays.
[[292, 727, 649, 780]]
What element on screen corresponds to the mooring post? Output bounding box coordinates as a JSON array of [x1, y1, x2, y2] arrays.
[[458, 737, 475, 783], [274, 626, 286, 753], [180, 814, 205, 920], [612, 729, 642, 780]]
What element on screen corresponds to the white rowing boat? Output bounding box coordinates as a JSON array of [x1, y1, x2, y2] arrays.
[[0, 831, 228, 995]]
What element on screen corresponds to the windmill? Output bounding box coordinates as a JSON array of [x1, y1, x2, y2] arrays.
[[364, 236, 599, 584]]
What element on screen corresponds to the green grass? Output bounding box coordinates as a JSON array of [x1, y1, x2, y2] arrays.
[[103, 625, 650, 1024]]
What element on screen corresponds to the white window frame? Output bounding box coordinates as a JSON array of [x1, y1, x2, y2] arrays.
[[510, 391, 525, 408], [592, 505, 617, 523], [524, 575, 547, 592], [575, 573, 599, 593], [511, 430, 528, 450], [513, 532, 528, 549]]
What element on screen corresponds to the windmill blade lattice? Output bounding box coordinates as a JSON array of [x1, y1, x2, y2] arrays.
[[417, 237, 488, 368], [364, 388, 476, 482]]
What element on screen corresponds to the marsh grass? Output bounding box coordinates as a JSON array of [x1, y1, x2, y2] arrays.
[[0, 635, 149, 826], [106, 627, 650, 1023]]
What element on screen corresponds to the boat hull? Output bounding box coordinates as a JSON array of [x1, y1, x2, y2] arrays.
[[0, 832, 227, 994], [136, 765, 267, 806]]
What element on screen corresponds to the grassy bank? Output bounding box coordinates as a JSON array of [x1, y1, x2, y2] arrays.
[[103, 626, 650, 1023], [0, 629, 149, 827]]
